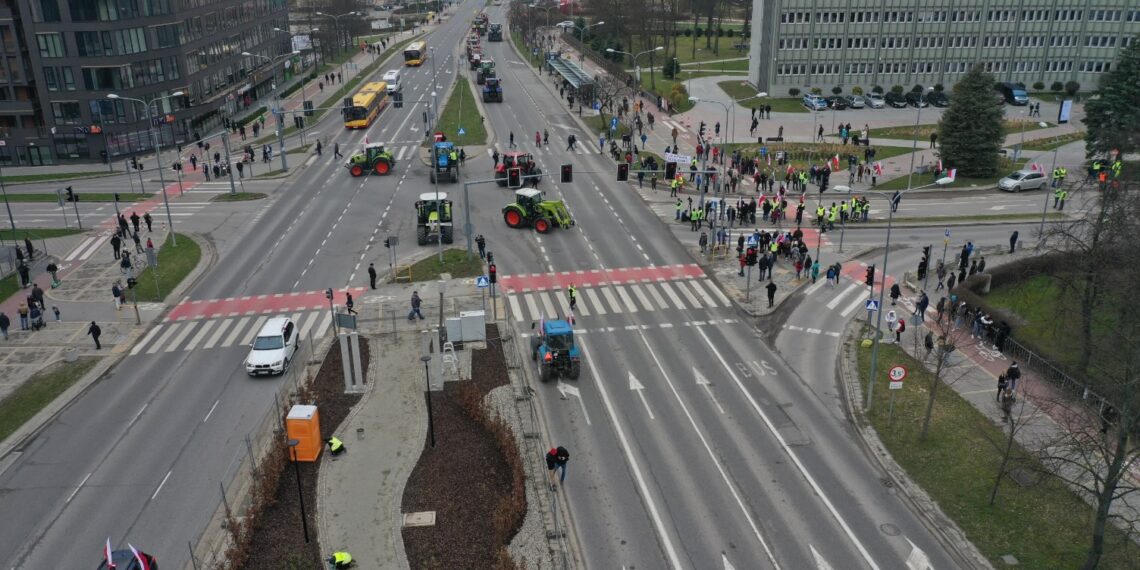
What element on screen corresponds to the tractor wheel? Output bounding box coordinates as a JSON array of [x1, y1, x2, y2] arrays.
[[450, 169, 459, 183], [539, 363, 553, 383], [569, 361, 581, 380], [530, 338, 541, 360], [416, 226, 429, 245], [441, 226, 453, 244], [374, 158, 391, 175], [349, 164, 364, 177], [430, 171, 437, 183], [534, 217, 551, 234], [503, 208, 524, 228]]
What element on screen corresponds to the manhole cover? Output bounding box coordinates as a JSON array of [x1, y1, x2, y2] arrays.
[[402, 511, 436, 527], [880, 523, 901, 536]]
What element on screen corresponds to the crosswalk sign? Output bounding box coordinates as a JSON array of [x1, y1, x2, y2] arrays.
[[746, 235, 758, 246], [610, 117, 618, 131], [458, 127, 466, 136], [476, 275, 490, 288], [865, 299, 879, 311]]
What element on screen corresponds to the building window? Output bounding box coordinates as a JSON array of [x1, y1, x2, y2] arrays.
[[36, 33, 65, 58], [155, 24, 181, 48], [33, 0, 61, 22], [51, 101, 82, 125]]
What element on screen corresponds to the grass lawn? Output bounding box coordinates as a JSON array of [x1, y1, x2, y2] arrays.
[[131, 233, 201, 302], [405, 248, 484, 282], [436, 77, 487, 146], [512, 30, 542, 70], [718, 82, 809, 113], [983, 275, 1105, 370], [874, 157, 1029, 191], [661, 34, 751, 65], [0, 358, 99, 442], [862, 120, 1054, 142], [718, 141, 913, 173], [857, 342, 1136, 569], [0, 273, 18, 305], [0, 228, 84, 241], [1021, 131, 1085, 151], [1, 192, 150, 203], [254, 169, 287, 179], [0, 171, 111, 184], [210, 192, 267, 202], [679, 58, 749, 72]]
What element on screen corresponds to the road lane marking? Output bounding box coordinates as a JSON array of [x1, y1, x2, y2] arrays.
[[131, 325, 166, 356], [203, 318, 233, 349], [129, 403, 148, 427], [658, 282, 686, 310], [163, 321, 197, 352], [151, 470, 173, 500], [672, 280, 702, 309], [615, 286, 639, 313], [203, 399, 220, 422], [183, 320, 216, 352], [146, 324, 182, 354], [539, 291, 558, 319], [825, 282, 860, 310], [66, 472, 92, 504], [840, 290, 869, 318], [222, 317, 251, 347], [508, 295, 523, 322]]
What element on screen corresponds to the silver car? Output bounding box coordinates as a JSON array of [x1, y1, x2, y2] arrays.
[[843, 95, 866, 109], [866, 94, 885, 108], [998, 169, 1049, 192]]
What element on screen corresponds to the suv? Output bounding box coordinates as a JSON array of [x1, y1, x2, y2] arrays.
[[884, 92, 907, 108], [245, 317, 298, 376], [905, 92, 929, 107], [927, 91, 949, 107], [825, 96, 849, 110], [998, 169, 1049, 192], [802, 94, 827, 111]]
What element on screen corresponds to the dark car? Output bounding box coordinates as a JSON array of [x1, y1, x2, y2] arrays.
[[825, 96, 849, 110], [905, 92, 930, 108], [885, 92, 908, 108], [927, 91, 949, 107], [99, 549, 158, 570]]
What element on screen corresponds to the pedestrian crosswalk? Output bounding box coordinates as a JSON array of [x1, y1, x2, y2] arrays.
[[129, 310, 331, 356], [506, 277, 731, 322], [802, 276, 874, 318]]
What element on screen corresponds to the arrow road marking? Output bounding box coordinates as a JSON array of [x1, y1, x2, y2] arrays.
[[556, 381, 591, 425], [905, 538, 934, 570], [810, 545, 834, 569], [628, 371, 655, 419], [723, 553, 737, 570], [694, 366, 725, 414]]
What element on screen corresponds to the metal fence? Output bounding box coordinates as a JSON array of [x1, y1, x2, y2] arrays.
[[999, 336, 1110, 415]]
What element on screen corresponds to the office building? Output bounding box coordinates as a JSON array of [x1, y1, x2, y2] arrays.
[[0, 0, 293, 166], [749, 1, 1139, 98]]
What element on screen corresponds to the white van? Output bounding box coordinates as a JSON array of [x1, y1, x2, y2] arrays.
[[383, 70, 401, 93]]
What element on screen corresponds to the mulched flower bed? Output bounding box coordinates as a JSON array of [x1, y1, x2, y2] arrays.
[[241, 337, 369, 570], [402, 325, 524, 569]]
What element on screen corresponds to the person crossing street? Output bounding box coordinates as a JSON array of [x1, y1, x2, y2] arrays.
[[567, 284, 577, 311]]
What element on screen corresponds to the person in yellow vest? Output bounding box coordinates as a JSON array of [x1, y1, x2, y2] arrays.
[[1052, 187, 1063, 209], [567, 284, 577, 311], [1112, 160, 1123, 178], [816, 204, 826, 231], [1051, 167, 1062, 188], [827, 204, 838, 230], [327, 436, 346, 456], [1091, 160, 1102, 181], [840, 201, 849, 223], [1057, 188, 1068, 210], [327, 551, 353, 569], [674, 198, 683, 220], [1058, 166, 1067, 185], [670, 177, 680, 198]]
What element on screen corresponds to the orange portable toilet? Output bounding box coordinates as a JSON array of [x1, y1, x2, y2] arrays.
[[285, 404, 322, 462]]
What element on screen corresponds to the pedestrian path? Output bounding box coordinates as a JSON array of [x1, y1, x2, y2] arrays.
[[505, 275, 731, 323], [130, 308, 332, 356], [167, 287, 364, 320], [517, 317, 741, 338]]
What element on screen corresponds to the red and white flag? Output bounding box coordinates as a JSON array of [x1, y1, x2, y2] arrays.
[[128, 544, 150, 570], [873, 162, 883, 176], [831, 154, 840, 170], [766, 153, 772, 166], [104, 538, 116, 569], [936, 159, 943, 172], [947, 168, 957, 181], [1030, 162, 1040, 171]]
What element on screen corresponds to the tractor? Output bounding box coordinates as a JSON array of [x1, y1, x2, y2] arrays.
[[488, 23, 503, 41], [430, 141, 459, 183], [495, 151, 540, 187], [415, 192, 454, 245], [344, 142, 395, 176], [476, 59, 496, 85], [502, 188, 574, 234], [530, 318, 581, 381], [482, 77, 503, 102]]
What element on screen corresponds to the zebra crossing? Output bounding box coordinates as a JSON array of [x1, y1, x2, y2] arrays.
[[129, 310, 331, 356], [801, 275, 874, 318], [506, 277, 732, 323]]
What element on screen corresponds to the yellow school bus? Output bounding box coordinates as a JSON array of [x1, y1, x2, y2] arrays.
[[404, 41, 427, 66], [343, 81, 390, 129]]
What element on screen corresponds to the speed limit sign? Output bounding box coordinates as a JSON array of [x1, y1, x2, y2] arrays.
[[888, 365, 907, 390]]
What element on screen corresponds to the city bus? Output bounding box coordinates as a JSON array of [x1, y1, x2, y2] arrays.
[[343, 81, 390, 129], [404, 41, 427, 66]]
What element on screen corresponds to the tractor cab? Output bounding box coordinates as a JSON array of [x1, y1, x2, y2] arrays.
[[345, 142, 395, 176], [477, 59, 496, 84], [415, 192, 454, 245], [430, 142, 459, 183], [514, 187, 544, 210], [482, 76, 503, 102], [530, 318, 581, 381]]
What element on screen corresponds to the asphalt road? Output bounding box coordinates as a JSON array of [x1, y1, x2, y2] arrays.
[[0, 2, 485, 568]]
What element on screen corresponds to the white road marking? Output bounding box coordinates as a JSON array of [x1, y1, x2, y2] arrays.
[[151, 470, 173, 500], [131, 325, 166, 356], [658, 282, 687, 310], [203, 399, 220, 422], [615, 286, 639, 313], [222, 316, 251, 347], [65, 472, 92, 504], [203, 318, 233, 349], [145, 324, 181, 355], [825, 282, 861, 310], [183, 320, 216, 352]]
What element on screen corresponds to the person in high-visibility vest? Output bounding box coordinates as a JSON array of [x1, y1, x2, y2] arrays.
[[327, 436, 346, 456], [1057, 188, 1068, 210], [1112, 160, 1123, 178], [567, 284, 577, 311], [327, 551, 353, 569]]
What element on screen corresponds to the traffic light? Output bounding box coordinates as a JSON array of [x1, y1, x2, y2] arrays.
[[746, 246, 758, 266], [130, 157, 138, 170], [65, 186, 75, 202], [865, 264, 875, 287], [560, 163, 573, 183], [113, 192, 120, 203], [488, 263, 497, 283], [127, 277, 138, 289], [617, 163, 629, 181], [665, 161, 677, 179], [486, 251, 494, 264], [384, 237, 391, 249], [507, 167, 521, 188], [325, 287, 334, 301], [698, 121, 707, 140]]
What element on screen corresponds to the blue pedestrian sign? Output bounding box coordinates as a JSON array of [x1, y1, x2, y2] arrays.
[[476, 275, 490, 288], [865, 299, 880, 312], [610, 117, 618, 131], [458, 127, 466, 136], [944, 229, 951, 238], [746, 235, 758, 246]]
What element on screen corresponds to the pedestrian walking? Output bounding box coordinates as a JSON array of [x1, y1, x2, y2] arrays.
[[87, 321, 102, 349], [52, 306, 60, 321], [17, 263, 30, 289], [111, 282, 123, 309], [1005, 362, 1021, 392], [345, 292, 357, 315], [408, 291, 425, 320], [545, 446, 570, 490], [368, 263, 377, 289], [334, 142, 343, 158], [476, 234, 487, 259], [316, 140, 323, 156], [130, 211, 141, 233], [17, 303, 29, 330], [766, 280, 777, 307], [924, 331, 934, 357], [1009, 230, 1018, 254], [894, 318, 906, 343], [1000, 388, 1016, 422], [890, 283, 901, 305], [996, 372, 1009, 402], [699, 231, 708, 253], [133, 231, 143, 254], [567, 284, 577, 311], [0, 312, 8, 340], [929, 132, 937, 148], [509, 131, 515, 148]]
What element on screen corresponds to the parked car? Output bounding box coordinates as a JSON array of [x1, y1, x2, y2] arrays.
[[998, 169, 1050, 192], [802, 94, 828, 111], [866, 94, 886, 108], [927, 91, 949, 107], [905, 92, 930, 107], [843, 95, 866, 109], [825, 96, 849, 110], [885, 92, 908, 108], [245, 317, 299, 375], [997, 82, 1030, 105]]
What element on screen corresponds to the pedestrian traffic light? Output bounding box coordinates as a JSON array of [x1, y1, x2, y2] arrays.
[[699, 121, 707, 140], [130, 157, 138, 170], [65, 186, 75, 202], [617, 163, 629, 181], [560, 163, 573, 183], [665, 161, 677, 179], [489, 264, 497, 283], [127, 277, 138, 289], [487, 251, 494, 264], [384, 237, 391, 249], [507, 167, 521, 188], [746, 247, 758, 266], [113, 192, 120, 202], [865, 264, 875, 287], [325, 287, 334, 301], [922, 245, 931, 260]]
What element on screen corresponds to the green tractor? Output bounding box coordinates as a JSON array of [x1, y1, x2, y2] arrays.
[[502, 188, 574, 234], [477, 59, 496, 85], [416, 192, 454, 245], [430, 141, 459, 183], [345, 142, 395, 176]]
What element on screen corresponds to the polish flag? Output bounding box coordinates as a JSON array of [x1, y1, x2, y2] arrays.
[[766, 153, 772, 166], [947, 168, 957, 181], [128, 544, 150, 570], [873, 162, 883, 176], [104, 538, 116, 569], [831, 154, 840, 170], [936, 159, 943, 172]]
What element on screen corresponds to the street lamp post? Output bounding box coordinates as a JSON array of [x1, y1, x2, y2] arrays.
[[1039, 145, 1060, 238], [286, 439, 311, 543], [107, 92, 184, 246], [606, 46, 664, 88], [274, 27, 309, 144], [862, 177, 953, 410], [421, 355, 436, 448], [0, 164, 16, 234], [243, 50, 300, 172], [904, 87, 935, 192]]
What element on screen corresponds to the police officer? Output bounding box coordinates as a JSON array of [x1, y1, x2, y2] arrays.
[[327, 551, 353, 569], [327, 436, 346, 456]]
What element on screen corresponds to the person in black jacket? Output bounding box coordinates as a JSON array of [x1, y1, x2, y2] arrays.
[[546, 446, 570, 490]]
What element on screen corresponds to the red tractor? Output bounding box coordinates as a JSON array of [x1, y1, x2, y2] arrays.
[[495, 151, 541, 188]]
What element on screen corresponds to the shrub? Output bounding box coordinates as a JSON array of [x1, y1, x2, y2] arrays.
[[810, 86, 823, 95], [1050, 81, 1064, 92], [831, 85, 843, 95], [661, 57, 681, 79], [1064, 80, 1080, 96], [872, 85, 884, 94], [1016, 82, 1026, 89], [726, 29, 735, 38], [693, 27, 703, 37], [911, 84, 925, 93], [851, 85, 864, 95], [1033, 81, 1045, 90], [933, 83, 945, 92], [668, 83, 689, 109], [683, 28, 692, 37], [788, 87, 801, 97], [716, 27, 724, 37], [890, 84, 904, 94]]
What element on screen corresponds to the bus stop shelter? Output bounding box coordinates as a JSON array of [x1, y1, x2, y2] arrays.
[[547, 55, 595, 103]]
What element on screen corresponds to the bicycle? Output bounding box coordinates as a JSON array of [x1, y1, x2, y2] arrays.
[[976, 341, 1006, 362]]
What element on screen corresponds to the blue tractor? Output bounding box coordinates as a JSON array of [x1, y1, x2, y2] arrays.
[[430, 141, 459, 183], [530, 318, 581, 381]]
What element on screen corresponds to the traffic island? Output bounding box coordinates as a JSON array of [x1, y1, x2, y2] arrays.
[[400, 248, 485, 283], [129, 233, 201, 303], [0, 357, 98, 442], [210, 192, 267, 202]]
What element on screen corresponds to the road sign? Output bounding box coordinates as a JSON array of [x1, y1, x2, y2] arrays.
[[888, 365, 907, 390], [746, 235, 758, 246], [610, 117, 618, 131], [944, 229, 951, 238], [865, 299, 879, 312], [458, 127, 466, 136], [475, 275, 490, 288]]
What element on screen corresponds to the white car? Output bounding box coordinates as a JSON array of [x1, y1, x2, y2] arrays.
[[866, 94, 886, 109], [245, 317, 298, 375], [383, 70, 401, 93]]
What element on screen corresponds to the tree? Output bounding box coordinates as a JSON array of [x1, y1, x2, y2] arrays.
[[911, 84, 925, 93], [871, 85, 884, 94], [788, 87, 800, 97], [933, 83, 944, 92], [1033, 81, 1046, 90], [661, 56, 681, 79], [936, 65, 1005, 178], [831, 85, 843, 95], [1051, 81, 1065, 92], [851, 86, 863, 95], [1083, 36, 1140, 159], [1065, 80, 1081, 96]]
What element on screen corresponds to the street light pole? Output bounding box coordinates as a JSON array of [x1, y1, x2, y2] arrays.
[[244, 50, 300, 172], [286, 439, 311, 543], [904, 87, 934, 192], [108, 93, 182, 246], [421, 355, 436, 448], [1039, 146, 1060, 238], [0, 164, 16, 234]]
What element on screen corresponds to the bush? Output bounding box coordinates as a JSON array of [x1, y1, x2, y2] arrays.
[[891, 85, 904, 94], [788, 87, 801, 97], [661, 57, 681, 79], [933, 83, 945, 92], [716, 27, 724, 37], [1064, 80, 1080, 96], [1016, 82, 1026, 89], [683, 28, 692, 37], [1033, 81, 1046, 91], [726, 29, 735, 38], [810, 87, 822, 95], [831, 85, 843, 95], [911, 84, 925, 93], [1050, 81, 1064, 92], [693, 27, 703, 37], [851, 86, 864, 95], [872, 85, 884, 94], [668, 83, 689, 109]]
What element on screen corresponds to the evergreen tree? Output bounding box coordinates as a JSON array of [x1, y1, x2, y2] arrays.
[[1084, 34, 1140, 159], [936, 65, 1005, 178]]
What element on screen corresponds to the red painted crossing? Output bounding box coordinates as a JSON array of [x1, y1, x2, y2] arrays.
[[500, 264, 705, 293], [167, 288, 366, 321]]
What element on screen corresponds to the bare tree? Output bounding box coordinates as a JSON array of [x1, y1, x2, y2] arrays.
[[983, 383, 1043, 506], [912, 306, 974, 440]]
